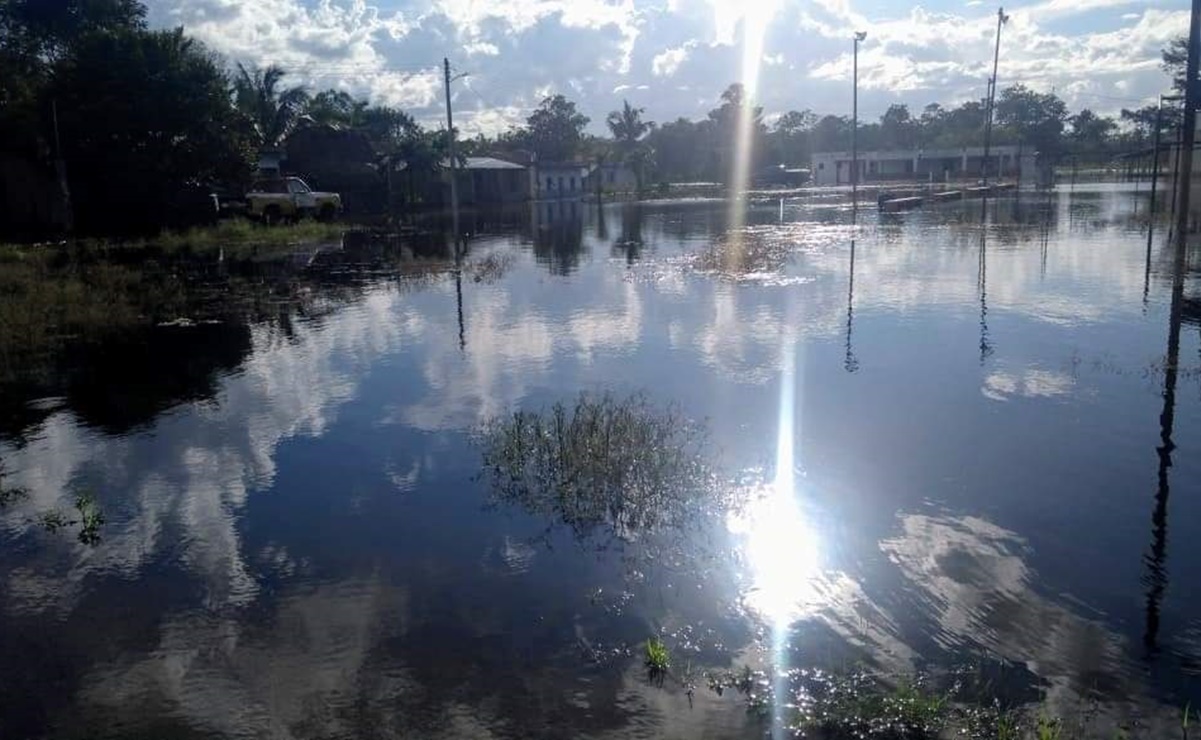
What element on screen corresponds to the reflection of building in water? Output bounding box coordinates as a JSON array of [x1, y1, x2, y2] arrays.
[[530, 198, 585, 275]]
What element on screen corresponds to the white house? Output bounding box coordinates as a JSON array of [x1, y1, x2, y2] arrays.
[[534, 162, 592, 199], [811, 145, 1037, 186]]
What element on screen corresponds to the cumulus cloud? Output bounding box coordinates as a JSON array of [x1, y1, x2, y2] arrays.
[[142, 0, 1186, 134]]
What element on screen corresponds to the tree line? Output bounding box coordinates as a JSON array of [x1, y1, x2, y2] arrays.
[[0, 0, 1190, 236]]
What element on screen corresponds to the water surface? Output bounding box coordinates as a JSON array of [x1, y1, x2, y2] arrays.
[[2, 186, 1200, 738]]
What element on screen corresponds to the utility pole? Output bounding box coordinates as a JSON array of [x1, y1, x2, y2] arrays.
[[1174, 0, 1200, 241], [443, 57, 460, 256], [981, 7, 1009, 186], [852, 31, 866, 223]]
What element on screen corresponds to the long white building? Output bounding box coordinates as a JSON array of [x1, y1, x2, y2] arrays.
[[811, 145, 1037, 186]]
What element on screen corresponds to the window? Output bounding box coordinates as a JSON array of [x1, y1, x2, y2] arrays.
[[570, 176, 576, 191], [608, 171, 615, 184], [287, 178, 311, 194], [818, 163, 824, 171], [558, 176, 564, 191], [546, 177, 553, 190]]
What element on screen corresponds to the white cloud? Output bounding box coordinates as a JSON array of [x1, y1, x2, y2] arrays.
[[652, 42, 695, 76], [143, 0, 1187, 135]]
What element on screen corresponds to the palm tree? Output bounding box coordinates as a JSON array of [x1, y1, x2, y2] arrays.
[[607, 100, 650, 151], [233, 63, 309, 149], [606, 100, 653, 194]]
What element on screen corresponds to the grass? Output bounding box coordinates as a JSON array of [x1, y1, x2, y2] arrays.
[[478, 392, 720, 545], [3, 219, 348, 259], [124, 218, 347, 255], [645, 637, 670, 682]]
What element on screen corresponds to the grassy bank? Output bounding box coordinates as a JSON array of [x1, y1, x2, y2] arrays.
[[115, 218, 347, 256], [2, 219, 348, 260]]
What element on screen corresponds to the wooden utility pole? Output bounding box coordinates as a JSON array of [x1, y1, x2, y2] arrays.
[[443, 58, 460, 255], [1175, 0, 1200, 240]]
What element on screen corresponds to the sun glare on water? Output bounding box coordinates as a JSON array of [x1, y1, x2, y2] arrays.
[[727, 341, 822, 738]]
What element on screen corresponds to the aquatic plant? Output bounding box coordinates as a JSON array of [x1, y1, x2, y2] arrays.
[[31, 492, 104, 545], [479, 392, 720, 546], [645, 637, 670, 683]]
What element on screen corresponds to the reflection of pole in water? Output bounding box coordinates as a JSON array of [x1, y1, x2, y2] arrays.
[[844, 239, 859, 373], [1143, 240, 1185, 652], [1039, 190, 1051, 279], [455, 266, 466, 351], [978, 228, 992, 364]]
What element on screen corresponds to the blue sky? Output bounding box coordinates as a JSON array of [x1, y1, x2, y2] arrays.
[[144, 0, 1188, 135]]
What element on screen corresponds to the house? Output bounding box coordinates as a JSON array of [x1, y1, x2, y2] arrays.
[[449, 157, 532, 205], [534, 162, 592, 199], [584, 162, 639, 193], [811, 145, 1037, 186]]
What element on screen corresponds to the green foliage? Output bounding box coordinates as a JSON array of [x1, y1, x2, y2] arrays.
[[234, 63, 310, 149], [644, 637, 670, 678], [1163, 35, 1189, 95], [995, 83, 1069, 156], [1035, 715, 1062, 740], [478, 392, 719, 546], [521, 94, 590, 162], [49, 27, 254, 231]]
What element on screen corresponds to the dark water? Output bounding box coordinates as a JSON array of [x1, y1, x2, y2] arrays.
[[3, 186, 1201, 738]]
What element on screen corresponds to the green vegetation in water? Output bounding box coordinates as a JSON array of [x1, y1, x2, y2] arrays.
[[478, 392, 719, 545], [644, 637, 670, 682], [0, 461, 28, 508], [131, 219, 347, 254], [33, 492, 104, 546]]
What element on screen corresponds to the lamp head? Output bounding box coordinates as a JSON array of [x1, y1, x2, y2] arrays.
[[854, 31, 867, 42]]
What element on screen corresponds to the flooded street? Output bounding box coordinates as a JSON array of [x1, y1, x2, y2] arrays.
[[3, 185, 1201, 737]]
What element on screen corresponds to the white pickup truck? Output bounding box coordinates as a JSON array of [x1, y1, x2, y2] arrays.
[[246, 177, 342, 224]]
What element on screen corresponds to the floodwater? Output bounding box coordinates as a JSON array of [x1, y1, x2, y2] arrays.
[[2, 185, 1201, 738]]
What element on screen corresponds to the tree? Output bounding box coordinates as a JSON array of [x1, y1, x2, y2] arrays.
[[525, 94, 589, 162], [1163, 35, 1188, 95], [49, 27, 253, 231], [607, 100, 651, 149], [304, 89, 363, 128], [995, 84, 1067, 156], [607, 100, 654, 192], [879, 104, 915, 149], [1067, 108, 1117, 154], [0, 0, 146, 61], [233, 63, 309, 149]]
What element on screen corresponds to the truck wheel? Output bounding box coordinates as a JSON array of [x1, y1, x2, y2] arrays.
[[263, 205, 282, 226]]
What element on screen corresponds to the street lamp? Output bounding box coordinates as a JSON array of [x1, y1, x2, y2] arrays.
[[852, 30, 867, 222], [981, 7, 1009, 186]]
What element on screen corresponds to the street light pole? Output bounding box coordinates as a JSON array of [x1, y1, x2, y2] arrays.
[[443, 57, 460, 256], [852, 31, 866, 223], [981, 7, 1009, 186]]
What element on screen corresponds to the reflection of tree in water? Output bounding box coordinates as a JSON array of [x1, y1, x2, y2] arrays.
[[614, 203, 645, 264], [0, 232, 465, 443], [531, 199, 585, 275], [479, 393, 724, 549]]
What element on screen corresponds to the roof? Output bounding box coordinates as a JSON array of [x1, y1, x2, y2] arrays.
[[462, 156, 525, 170]]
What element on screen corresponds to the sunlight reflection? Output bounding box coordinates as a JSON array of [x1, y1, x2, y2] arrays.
[[726, 0, 780, 269], [727, 341, 822, 632]]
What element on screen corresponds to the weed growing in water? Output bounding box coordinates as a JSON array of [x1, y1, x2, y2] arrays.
[[478, 392, 720, 546], [645, 637, 670, 684]]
